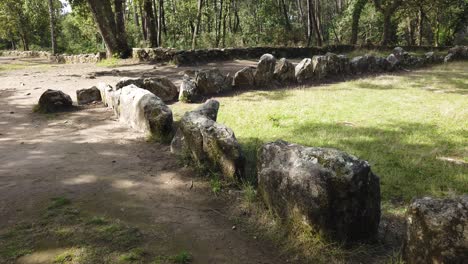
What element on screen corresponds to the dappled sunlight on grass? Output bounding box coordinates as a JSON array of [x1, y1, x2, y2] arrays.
[[171, 62, 468, 208]]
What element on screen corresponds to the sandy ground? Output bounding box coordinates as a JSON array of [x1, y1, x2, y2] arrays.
[[0, 57, 284, 263]]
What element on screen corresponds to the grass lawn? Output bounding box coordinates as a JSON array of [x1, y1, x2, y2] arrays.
[[172, 62, 468, 212]]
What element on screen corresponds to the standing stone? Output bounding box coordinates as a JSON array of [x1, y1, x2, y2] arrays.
[[76, 86, 102, 105], [195, 69, 231, 95], [37, 89, 73, 113], [171, 100, 245, 180], [274, 58, 296, 83], [350, 56, 369, 74], [118, 85, 173, 141], [115, 77, 178, 102], [179, 75, 199, 103], [295, 58, 314, 83], [312, 55, 328, 79], [387, 54, 400, 69], [337, 55, 351, 75], [257, 140, 381, 243], [233, 67, 256, 89], [254, 54, 276, 87], [116, 77, 144, 90], [404, 196, 468, 264], [143, 77, 178, 102], [195, 68, 232, 95]]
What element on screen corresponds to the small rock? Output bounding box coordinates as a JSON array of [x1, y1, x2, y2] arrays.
[[232, 225, 237, 230], [26, 93, 31, 96]]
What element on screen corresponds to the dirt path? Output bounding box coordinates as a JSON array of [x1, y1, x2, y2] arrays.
[[0, 57, 283, 263]]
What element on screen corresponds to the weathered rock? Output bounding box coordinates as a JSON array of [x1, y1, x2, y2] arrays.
[[324, 53, 342, 76], [386, 54, 400, 69], [404, 195, 468, 264], [195, 68, 231, 95], [447, 45, 468, 61], [254, 54, 276, 87], [179, 74, 199, 103], [274, 58, 295, 83], [375, 57, 391, 72], [171, 100, 245, 179], [295, 58, 314, 83], [118, 85, 173, 141], [350, 56, 369, 74], [233, 67, 256, 89], [97, 82, 116, 108], [257, 140, 381, 243], [143, 77, 178, 102], [190, 99, 220, 121], [37, 89, 73, 113], [337, 55, 351, 75], [77, 86, 102, 105], [312, 55, 328, 79], [116, 77, 144, 90], [444, 53, 455, 63], [115, 77, 178, 102], [393, 47, 409, 60]]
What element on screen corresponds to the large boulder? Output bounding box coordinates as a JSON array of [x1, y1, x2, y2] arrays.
[[448, 45, 468, 60], [76, 86, 102, 105], [312, 55, 328, 80], [118, 85, 173, 141], [171, 100, 245, 180], [404, 196, 467, 264], [116, 77, 144, 90], [257, 140, 381, 243], [143, 77, 179, 102], [274, 58, 296, 83], [37, 89, 73, 113], [350, 56, 369, 74], [233, 67, 256, 89], [254, 54, 276, 87], [386, 54, 400, 69], [393, 47, 409, 60], [195, 68, 231, 95], [179, 74, 199, 103], [295, 58, 314, 83], [115, 77, 178, 102]]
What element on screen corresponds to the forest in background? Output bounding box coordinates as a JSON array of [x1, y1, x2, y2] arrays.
[[0, 0, 467, 57]]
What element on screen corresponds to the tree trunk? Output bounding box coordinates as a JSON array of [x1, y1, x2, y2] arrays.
[[114, 0, 127, 47], [350, 0, 366, 45], [382, 11, 392, 46], [144, 0, 158, 47], [87, 0, 130, 57], [280, 0, 292, 31], [192, 0, 204, 50], [48, 0, 57, 54], [417, 6, 423, 46]]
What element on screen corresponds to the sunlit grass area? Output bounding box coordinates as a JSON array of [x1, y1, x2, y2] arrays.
[[172, 62, 468, 207], [0, 59, 52, 71]]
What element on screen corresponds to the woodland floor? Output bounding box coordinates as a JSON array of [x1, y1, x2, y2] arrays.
[[0, 56, 466, 264]]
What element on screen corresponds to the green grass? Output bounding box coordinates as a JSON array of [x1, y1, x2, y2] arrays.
[[97, 57, 121, 67], [171, 62, 468, 207]]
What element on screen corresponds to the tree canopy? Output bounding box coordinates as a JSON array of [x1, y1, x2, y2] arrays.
[[0, 0, 467, 56]]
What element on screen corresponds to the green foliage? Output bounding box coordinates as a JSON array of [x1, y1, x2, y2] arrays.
[[0, 0, 465, 52]]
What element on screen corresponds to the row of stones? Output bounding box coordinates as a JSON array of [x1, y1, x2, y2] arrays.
[[132, 45, 450, 66], [35, 46, 468, 263], [0, 50, 105, 64], [175, 45, 468, 104]]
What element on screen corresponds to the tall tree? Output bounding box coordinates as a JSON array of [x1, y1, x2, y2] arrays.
[[47, 0, 57, 54], [86, 0, 130, 57], [350, 0, 368, 45], [192, 0, 204, 49], [373, 0, 402, 45], [143, 0, 158, 47]]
